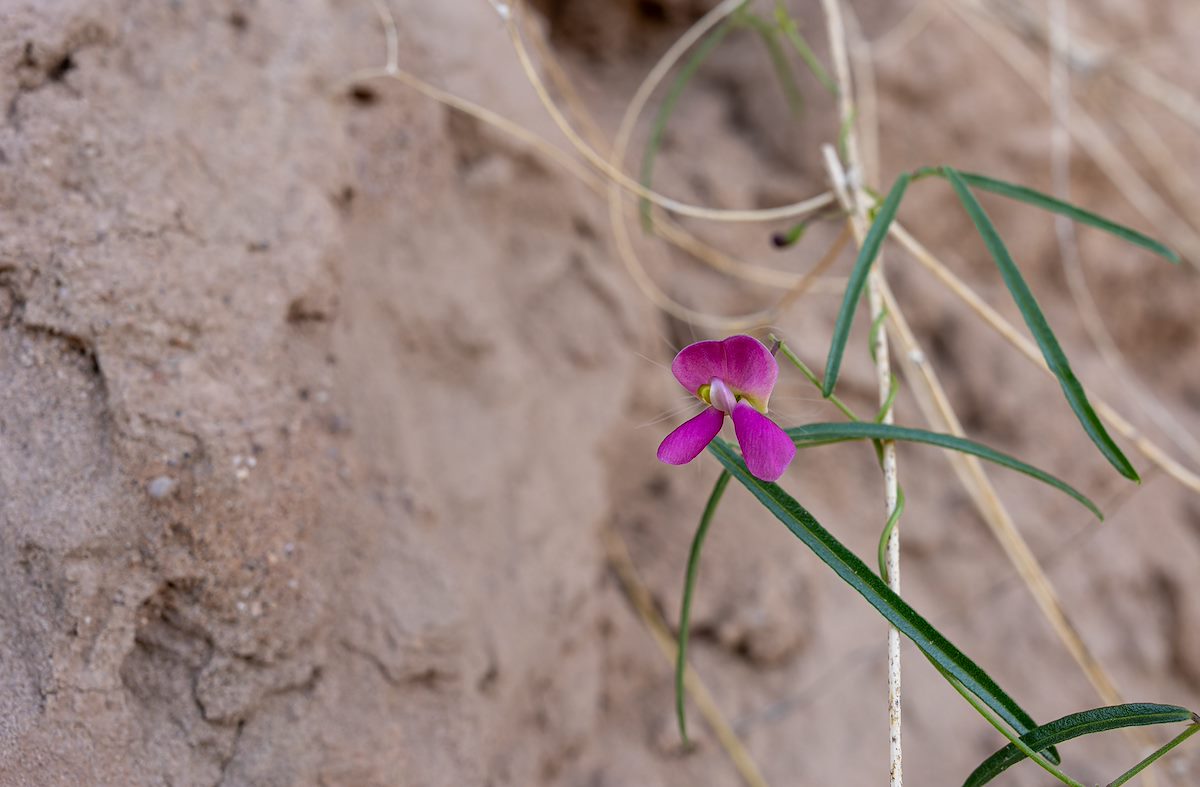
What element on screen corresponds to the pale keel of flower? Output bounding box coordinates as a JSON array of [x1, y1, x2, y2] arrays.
[[656, 335, 796, 482]]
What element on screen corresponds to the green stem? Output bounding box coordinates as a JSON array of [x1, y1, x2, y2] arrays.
[[1107, 722, 1200, 787], [675, 470, 732, 744], [874, 375, 899, 427], [771, 335, 860, 422], [939, 663, 1086, 787], [877, 486, 906, 582]]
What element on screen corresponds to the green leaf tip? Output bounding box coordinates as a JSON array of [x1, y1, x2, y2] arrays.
[[822, 173, 910, 397], [963, 703, 1195, 787], [943, 167, 1140, 483], [954, 170, 1181, 265]]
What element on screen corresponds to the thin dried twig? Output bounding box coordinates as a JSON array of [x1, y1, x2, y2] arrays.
[[946, 0, 1200, 267], [819, 1, 903, 782], [502, 0, 837, 225], [603, 0, 849, 329], [603, 529, 771, 787]]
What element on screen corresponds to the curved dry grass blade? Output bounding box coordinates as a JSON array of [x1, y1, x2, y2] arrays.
[[786, 422, 1101, 518], [943, 167, 1139, 482], [706, 438, 1060, 764], [639, 17, 737, 229], [963, 704, 1195, 787], [821, 173, 909, 396]]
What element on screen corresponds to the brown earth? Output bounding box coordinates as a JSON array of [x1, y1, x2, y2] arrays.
[[1, 1, 1198, 785]]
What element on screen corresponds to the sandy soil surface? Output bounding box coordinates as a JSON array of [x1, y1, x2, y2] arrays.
[[1, 1, 1198, 785]]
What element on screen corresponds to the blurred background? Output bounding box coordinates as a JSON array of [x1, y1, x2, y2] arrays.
[[1, 0, 1198, 784]]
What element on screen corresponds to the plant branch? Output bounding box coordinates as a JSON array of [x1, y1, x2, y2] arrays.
[[819, 1, 903, 782]]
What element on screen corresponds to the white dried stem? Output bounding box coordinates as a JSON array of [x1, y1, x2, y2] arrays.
[[820, 0, 902, 782]]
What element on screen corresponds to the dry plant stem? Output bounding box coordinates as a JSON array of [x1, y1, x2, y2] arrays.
[[977, 0, 1200, 135], [1047, 5, 1200, 481], [352, 2, 841, 328], [526, 13, 847, 297], [602, 0, 844, 329], [354, 1, 1200, 480], [1050, 11, 1165, 778], [1110, 95, 1200, 229], [602, 529, 771, 787], [855, 2, 1152, 769], [1112, 60, 1200, 136], [890, 223, 1200, 497], [820, 0, 902, 782], [1114, 104, 1200, 253], [878, 281, 1174, 784], [946, 0, 1200, 267], [865, 0, 938, 62], [502, 0, 837, 225]]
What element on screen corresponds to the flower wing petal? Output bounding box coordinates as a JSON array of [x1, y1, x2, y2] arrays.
[[731, 401, 795, 481], [721, 335, 778, 407], [670, 340, 728, 395], [657, 407, 725, 466]]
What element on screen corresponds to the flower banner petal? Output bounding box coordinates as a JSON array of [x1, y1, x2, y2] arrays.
[[657, 407, 726, 466], [721, 335, 777, 407], [731, 402, 795, 481]]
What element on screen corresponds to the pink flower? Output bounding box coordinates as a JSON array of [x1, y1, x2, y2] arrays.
[[657, 335, 796, 482]]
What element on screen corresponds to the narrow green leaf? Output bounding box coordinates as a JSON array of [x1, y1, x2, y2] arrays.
[[822, 174, 910, 397], [706, 438, 1060, 763], [675, 470, 731, 744], [955, 171, 1180, 264], [639, 16, 736, 230], [786, 422, 1102, 519], [963, 703, 1195, 787], [944, 167, 1139, 482]]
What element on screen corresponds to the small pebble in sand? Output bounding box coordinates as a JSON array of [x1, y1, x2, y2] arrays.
[[147, 476, 176, 499]]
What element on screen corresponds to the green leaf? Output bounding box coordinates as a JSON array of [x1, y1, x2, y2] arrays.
[[786, 422, 1102, 519], [706, 438, 1060, 764], [954, 171, 1180, 264], [963, 703, 1195, 787], [675, 470, 731, 744], [943, 167, 1140, 482], [822, 173, 910, 397]]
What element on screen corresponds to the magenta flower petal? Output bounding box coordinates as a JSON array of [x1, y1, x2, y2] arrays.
[[670, 335, 778, 408], [731, 401, 796, 481], [657, 407, 725, 466], [670, 340, 728, 396], [720, 335, 778, 407]]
